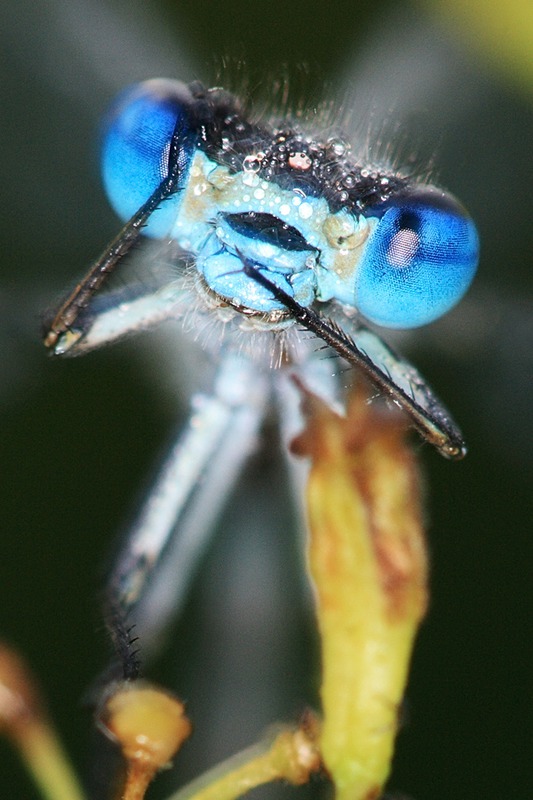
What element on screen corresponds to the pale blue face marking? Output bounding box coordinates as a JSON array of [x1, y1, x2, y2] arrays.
[[101, 79, 479, 329]]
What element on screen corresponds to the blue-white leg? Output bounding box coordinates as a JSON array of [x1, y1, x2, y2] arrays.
[[51, 279, 190, 355], [106, 350, 269, 662]]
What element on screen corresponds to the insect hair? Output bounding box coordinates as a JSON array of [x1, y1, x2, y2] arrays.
[[103, 600, 142, 681], [208, 56, 439, 196]]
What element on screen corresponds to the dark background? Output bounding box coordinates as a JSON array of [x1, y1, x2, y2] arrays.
[[1, 1, 532, 798]]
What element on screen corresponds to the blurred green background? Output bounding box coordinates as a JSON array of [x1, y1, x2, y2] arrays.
[[1, 1, 532, 798]]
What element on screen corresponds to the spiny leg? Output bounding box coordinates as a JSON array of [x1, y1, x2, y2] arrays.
[[103, 351, 269, 675]]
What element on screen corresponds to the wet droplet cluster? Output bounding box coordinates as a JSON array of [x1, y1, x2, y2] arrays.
[[192, 84, 408, 216]]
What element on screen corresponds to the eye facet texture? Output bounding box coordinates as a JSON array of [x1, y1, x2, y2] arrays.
[[101, 79, 193, 238], [355, 189, 479, 328]]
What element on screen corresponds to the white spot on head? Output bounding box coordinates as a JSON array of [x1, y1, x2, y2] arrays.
[[254, 188, 265, 200], [257, 242, 277, 259], [298, 202, 313, 220], [243, 171, 259, 187], [280, 203, 290, 215]]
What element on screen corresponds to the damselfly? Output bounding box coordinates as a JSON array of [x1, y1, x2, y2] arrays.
[[44, 78, 478, 667]]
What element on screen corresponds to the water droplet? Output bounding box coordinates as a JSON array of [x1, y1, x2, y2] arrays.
[[243, 155, 261, 173]]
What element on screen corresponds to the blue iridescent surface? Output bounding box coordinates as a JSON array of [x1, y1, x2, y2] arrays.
[[101, 79, 479, 328], [355, 191, 479, 328], [102, 80, 193, 238]]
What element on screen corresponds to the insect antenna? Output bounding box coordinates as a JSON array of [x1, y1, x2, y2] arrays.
[[43, 114, 190, 349], [239, 253, 466, 459]]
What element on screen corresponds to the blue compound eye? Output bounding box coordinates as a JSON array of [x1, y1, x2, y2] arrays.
[[101, 79, 194, 238], [355, 188, 479, 328]]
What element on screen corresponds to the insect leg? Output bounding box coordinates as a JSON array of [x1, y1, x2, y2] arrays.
[[105, 351, 269, 669]]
